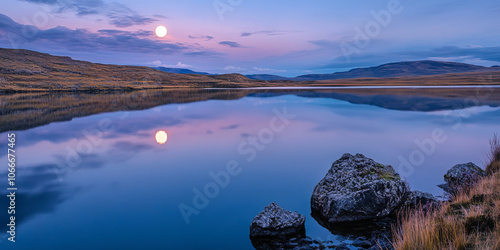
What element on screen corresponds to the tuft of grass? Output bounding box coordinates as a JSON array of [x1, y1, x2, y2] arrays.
[[393, 171, 499, 249], [392, 135, 500, 249], [486, 133, 500, 175], [379, 171, 400, 181], [486, 158, 500, 176], [464, 215, 496, 234], [377, 165, 401, 181], [361, 166, 400, 181]]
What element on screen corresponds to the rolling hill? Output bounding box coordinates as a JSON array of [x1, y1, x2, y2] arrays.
[[247, 61, 500, 81], [1, 48, 500, 92], [154, 67, 211, 75], [245, 74, 293, 81], [0, 48, 263, 92]]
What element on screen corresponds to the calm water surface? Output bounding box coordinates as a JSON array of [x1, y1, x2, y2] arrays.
[[0, 88, 499, 249]]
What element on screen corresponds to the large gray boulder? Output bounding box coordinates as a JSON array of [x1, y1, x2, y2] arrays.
[[438, 162, 486, 195], [249, 202, 305, 239], [311, 153, 409, 223]]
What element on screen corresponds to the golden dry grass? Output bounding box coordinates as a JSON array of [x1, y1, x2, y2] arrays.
[[0, 48, 274, 91], [1, 48, 500, 92], [392, 141, 500, 250], [486, 134, 500, 175]]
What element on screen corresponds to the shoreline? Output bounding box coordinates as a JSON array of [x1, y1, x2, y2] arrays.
[[207, 84, 500, 90], [2, 84, 500, 94], [250, 147, 499, 249]]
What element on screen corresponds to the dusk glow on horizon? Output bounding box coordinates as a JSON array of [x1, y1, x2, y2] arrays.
[[1, 1, 499, 76]]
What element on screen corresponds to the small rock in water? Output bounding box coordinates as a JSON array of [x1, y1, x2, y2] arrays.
[[250, 202, 308, 249], [333, 246, 350, 250], [352, 236, 372, 248], [250, 202, 306, 239]]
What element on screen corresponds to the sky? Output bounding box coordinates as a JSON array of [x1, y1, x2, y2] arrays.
[[0, 0, 499, 77]]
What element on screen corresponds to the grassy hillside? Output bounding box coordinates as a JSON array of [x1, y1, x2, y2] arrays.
[[1, 48, 500, 92], [0, 48, 267, 91]]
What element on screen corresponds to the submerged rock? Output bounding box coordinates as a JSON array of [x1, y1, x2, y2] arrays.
[[438, 162, 486, 195], [249, 202, 306, 239], [311, 153, 409, 224], [352, 236, 372, 248]]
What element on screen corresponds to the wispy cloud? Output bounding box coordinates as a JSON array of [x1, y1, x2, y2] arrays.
[[149, 61, 193, 68], [148, 60, 162, 67], [308, 39, 343, 48], [0, 13, 193, 54], [98, 29, 153, 37], [240, 30, 292, 37], [172, 62, 192, 68], [224, 65, 241, 71], [219, 41, 243, 48], [421, 46, 500, 63], [18, 0, 159, 27], [111, 141, 153, 152], [153, 14, 167, 19], [252, 67, 286, 73], [183, 51, 222, 57], [220, 124, 240, 130], [188, 34, 214, 41]]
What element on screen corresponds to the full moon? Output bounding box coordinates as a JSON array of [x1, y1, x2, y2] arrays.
[[155, 25, 168, 37], [155, 130, 168, 144]]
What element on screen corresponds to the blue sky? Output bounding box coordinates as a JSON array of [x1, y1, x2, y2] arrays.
[[1, 0, 499, 76]]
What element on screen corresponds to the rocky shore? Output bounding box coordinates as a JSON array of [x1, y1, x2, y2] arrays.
[[249, 153, 486, 249]]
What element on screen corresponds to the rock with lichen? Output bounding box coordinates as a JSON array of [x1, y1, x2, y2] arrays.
[[438, 162, 486, 195], [311, 153, 410, 224], [249, 202, 306, 239]]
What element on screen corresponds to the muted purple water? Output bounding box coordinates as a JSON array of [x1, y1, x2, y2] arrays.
[[0, 90, 499, 249]]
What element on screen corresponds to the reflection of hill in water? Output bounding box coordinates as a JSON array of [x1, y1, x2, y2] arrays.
[[0, 89, 250, 132], [250, 87, 500, 112], [1, 87, 500, 132]]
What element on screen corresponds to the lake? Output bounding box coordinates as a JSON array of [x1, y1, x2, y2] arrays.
[[1, 87, 499, 249]]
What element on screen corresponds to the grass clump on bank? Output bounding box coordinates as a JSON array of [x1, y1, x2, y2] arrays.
[[486, 134, 500, 175], [392, 135, 500, 250]]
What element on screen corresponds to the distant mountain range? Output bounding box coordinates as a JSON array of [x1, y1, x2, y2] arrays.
[[157, 60, 500, 81], [154, 67, 211, 75], [246, 61, 500, 81], [243, 74, 292, 81]]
